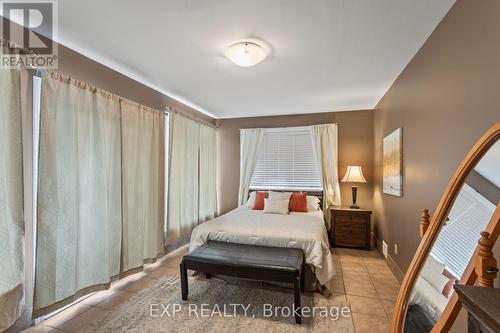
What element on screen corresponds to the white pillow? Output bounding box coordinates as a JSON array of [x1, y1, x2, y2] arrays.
[[263, 199, 289, 214], [420, 256, 449, 294], [268, 191, 292, 201], [245, 191, 257, 208], [410, 276, 448, 322], [307, 195, 321, 211]]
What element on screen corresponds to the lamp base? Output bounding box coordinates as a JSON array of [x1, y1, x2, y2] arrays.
[[350, 186, 360, 209]]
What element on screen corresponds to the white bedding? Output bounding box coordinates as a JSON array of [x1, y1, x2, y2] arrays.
[[189, 206, 335, 285], [409, 276, 448, 323]]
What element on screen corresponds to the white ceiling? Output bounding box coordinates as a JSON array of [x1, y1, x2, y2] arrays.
[[55, 0, 455, 118]]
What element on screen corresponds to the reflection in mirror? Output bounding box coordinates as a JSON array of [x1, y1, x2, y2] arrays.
[[404, 141, 500, 332]]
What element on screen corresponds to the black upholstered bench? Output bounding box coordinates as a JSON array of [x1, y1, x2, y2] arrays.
[[180, 241, 305, 324]]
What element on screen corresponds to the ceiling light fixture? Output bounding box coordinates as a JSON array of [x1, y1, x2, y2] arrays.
[[225, 40, 268, 67]]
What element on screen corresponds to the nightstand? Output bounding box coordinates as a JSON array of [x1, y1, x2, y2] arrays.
[[330, 208, 372, 250]]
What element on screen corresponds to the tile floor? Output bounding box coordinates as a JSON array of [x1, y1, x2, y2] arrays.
[[21, 246, 400, 333]]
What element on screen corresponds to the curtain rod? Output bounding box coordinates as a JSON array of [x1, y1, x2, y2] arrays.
[[3, 39, 169, 118], [163, 105, 217, 129], [39, 69, 165, 114], [240, 122, 339, 131], [2, 38, 213, 125], [1, 37, 37, 55], [1, 38, 40, 70]]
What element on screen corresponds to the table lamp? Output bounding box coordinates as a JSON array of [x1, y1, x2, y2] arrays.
[[341, 166, 367, 209]]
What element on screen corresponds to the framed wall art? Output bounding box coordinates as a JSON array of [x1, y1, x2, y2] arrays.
[[383, 128, 403, 196]]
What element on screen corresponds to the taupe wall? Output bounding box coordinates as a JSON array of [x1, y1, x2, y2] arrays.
[[373, 0, 500, 273], [216, 110, 373, 215]]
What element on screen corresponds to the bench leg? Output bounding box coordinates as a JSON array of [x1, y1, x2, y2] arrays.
[[294, 276, 301, 324], [205, 273, 212, 279], [300, 262, 305, 292], [180, 262, 188, 300]]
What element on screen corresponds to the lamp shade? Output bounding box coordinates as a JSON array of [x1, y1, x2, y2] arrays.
[[341, 166, 367, 183]]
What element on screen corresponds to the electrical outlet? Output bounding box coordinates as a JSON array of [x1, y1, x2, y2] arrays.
[[394, 244, 398, 255], [382, 241, 388, 258]]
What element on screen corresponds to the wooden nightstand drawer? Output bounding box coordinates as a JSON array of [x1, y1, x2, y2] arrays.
[[330, 208, 372, 250], [336, 215, 366, 224], [336, 218, 367, 229], [335, 225, 366, 235]]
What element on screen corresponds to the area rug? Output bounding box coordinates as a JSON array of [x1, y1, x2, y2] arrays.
[[79, 276, 354, 333]]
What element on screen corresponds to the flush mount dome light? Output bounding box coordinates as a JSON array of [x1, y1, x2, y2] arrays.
[[225, 41, 268, 67]]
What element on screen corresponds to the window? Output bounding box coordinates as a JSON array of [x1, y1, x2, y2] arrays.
[[250, 126, 322, 191], [430, 183, 496, 277]]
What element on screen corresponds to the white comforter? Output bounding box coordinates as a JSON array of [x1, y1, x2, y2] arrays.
[[189, 207, 335, 285]]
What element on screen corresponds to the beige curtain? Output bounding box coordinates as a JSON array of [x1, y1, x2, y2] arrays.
[[167, 112, 200, 242], [167, 114, 217, 242], [198, 124, 217, 221], [0, 42, 24, 331], [237, 129, 263, 206], [120, 101, 164, 272], [34, 72, 122, 316], [311, 124, 341, 208]]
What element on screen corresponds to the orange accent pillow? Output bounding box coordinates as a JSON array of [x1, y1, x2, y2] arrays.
[[289, 192, 308, 212], [252, 192, 269, 210]]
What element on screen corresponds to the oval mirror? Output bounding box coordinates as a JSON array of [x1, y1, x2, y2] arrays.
[[392, 123, 500, 332]]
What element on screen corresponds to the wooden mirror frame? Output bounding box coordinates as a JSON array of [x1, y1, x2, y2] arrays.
[[391, 122, 500, 333]]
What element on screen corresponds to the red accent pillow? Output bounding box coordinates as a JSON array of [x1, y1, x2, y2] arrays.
[[442, 268, 457, 298], [252, 192, 269, 210], [289, 192, 308, 212]]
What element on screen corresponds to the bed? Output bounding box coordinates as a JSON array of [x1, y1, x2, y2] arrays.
[[406, 255, 455, 330], [189, 194, 335, 290]]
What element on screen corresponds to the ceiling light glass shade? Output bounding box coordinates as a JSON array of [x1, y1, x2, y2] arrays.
[[225, 41, 267, 67], [341, 166, 367, 183]]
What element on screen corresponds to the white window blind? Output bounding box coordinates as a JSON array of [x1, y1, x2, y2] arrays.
[[430, 183, 496, 278], [249, 127, 322, 191]]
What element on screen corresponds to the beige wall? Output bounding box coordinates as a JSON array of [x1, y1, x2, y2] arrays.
[[216, 110, 374, 215], [373, 0, 500, 273]]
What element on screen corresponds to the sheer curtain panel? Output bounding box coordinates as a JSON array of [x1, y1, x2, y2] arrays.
[[120, 102, 164, 272], [198, 124, 217, 221], [310, 124, 341, 208], [167, 112, 200, 242], [238, 129, 263, 206], [0, 41, 25, 331], [34, 73, 122, 316]]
